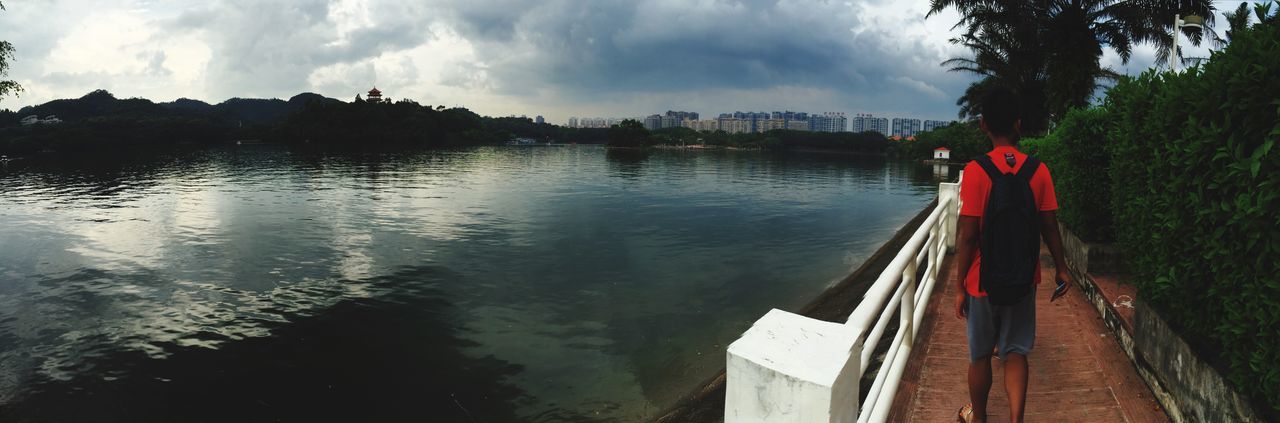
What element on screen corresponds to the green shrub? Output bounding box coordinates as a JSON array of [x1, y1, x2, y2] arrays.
[[1107, 16, 1280, 415], [902, 121, 988, 160], [1017, 134, 1048, 157], [1045, 108, 1114, 242]]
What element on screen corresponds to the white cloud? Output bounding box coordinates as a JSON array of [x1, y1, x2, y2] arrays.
[[22, 0, 1244, 123], [889, 76, 947, 99]]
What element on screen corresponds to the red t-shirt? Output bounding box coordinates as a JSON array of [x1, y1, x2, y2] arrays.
[[959, 146, 1058, 297]]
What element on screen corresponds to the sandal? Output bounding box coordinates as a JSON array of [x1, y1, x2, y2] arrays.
[[957, 403, 974, 423]]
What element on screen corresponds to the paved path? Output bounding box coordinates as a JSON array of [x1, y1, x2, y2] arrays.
[[888, 247, 1168, 422]]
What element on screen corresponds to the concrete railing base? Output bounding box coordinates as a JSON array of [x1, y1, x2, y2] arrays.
[[725, 309, 861, 423]]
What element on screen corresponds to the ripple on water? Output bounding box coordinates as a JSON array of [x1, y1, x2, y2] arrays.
[[0, 146, 943, 421]]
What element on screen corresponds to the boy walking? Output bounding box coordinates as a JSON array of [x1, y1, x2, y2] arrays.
[[952, 86, 1073, 423]]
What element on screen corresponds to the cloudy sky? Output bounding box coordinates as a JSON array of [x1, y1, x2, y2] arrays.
[[0, 0, 1248, 124]]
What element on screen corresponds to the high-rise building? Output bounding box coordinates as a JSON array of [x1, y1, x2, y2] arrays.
[[682, 119, 720, 132], [852, 114, 890, 135], [665, 110, 699, 122], [643, 114, 663, 131], [810, 112, 848, 133], [574, 117, 631, 128], [769, 111, 808, 126], [535, 115, 545, 125], [717, 118, 753, 134], [660, 115, 681, 129], [728, 111, 769, 133], [758, 119, 789, 132], [892, 118, 922, 138], [923, 120, 952, 132]]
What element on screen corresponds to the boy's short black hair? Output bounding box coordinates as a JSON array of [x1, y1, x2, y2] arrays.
[[981, 86, 1021, 137]]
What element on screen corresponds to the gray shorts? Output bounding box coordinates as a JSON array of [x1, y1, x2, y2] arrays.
[[966, 288, 1036, 362]]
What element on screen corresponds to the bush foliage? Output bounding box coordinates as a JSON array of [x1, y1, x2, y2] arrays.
[[1022, 108, 1114, 242], [1103, 14, 1280, 414]]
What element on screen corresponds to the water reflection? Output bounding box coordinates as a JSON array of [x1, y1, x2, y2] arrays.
[[0, 266, 536, 422], [0, 146, 941, 421], [605, 148, 650, 179]]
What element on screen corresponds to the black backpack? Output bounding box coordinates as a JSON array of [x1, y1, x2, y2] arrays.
[[973, 154, 1041, 305]]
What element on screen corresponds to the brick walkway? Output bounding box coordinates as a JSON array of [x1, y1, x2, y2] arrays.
[[888, 247, 1168, 422]]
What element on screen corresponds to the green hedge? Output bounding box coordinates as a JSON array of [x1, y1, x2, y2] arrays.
[[1048, 108, 1114, 241], [1018, 109, 1114, 242], [1106, 15, 1280, 414]]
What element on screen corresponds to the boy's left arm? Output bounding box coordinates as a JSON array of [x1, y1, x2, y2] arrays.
[[954, 215, 980, 319], [1039, 211, 1073, 291]]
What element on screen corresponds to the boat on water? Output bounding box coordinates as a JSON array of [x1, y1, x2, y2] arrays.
[[506, 137, 539, 145]]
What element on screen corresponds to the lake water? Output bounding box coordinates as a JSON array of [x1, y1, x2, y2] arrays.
[[0, 146, 943, 422]]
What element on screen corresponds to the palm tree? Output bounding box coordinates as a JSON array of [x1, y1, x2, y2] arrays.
[[1223, 1, 1258, 42], [929, 0, 1216, 134], [940, 7, 1051, 134]]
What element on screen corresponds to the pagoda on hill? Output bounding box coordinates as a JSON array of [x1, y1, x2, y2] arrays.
[[367, 87, 383, 103]]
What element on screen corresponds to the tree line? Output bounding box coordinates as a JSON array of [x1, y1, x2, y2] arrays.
[[0, 89, 622, 155]]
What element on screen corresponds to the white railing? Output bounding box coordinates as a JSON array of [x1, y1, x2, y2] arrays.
[[725, 173, 962, 423]]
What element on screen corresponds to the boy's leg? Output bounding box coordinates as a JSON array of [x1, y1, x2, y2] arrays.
[[1003, 353, 1028, 423], [996, 289, 1036, 423], [966, 295, 997, 422], [968, 356, 993, 422]]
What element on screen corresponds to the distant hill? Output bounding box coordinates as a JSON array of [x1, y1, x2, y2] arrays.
[[212, 93, 342, 125], [10, 90, 345, 127], [15, 90, 177, 123], [160, 98, 214, 111], [287, 93, 341, 108]]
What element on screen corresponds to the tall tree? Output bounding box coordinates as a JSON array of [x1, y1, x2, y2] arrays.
[[0, 1, 22, 102], [940, 6, 1051, 134], [930, 0, 1216, 134], [1223, 2, 1252, 43]]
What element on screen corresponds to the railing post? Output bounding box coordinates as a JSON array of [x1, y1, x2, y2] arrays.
[[900, 260, 917, 340], [940, 171, 962, 252]]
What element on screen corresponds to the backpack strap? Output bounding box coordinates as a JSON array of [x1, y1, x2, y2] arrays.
[[973, 154, 1003, 178], [1016, 156, 1041, 180]]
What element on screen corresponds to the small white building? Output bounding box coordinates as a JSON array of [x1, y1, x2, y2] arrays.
[[20, 115, 62, 126], [933, 147, 951, 160]]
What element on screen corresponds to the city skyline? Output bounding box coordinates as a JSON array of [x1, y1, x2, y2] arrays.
[[0, 0, 1223, 124], [566, 110, 953, 129], [565, 109, 953, 136]]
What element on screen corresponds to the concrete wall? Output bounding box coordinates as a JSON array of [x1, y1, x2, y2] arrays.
[[1059, 225, 1264, 423], [1131, 299, 1263, 422], [1057, 222, 1125, 274]]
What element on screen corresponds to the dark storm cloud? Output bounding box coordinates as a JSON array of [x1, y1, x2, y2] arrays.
[[434, 0, 971, 115], [3, 0, 978, 118]]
